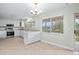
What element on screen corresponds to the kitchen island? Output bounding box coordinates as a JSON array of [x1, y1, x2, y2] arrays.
[[23, 31, 40, 44]]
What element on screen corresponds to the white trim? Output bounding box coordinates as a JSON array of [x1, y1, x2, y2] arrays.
[[41, 40, 74, 51], [75, 41, 79, 44], [73, 51, 79, 55]]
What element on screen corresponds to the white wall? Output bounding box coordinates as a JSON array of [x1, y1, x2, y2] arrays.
[[32, 16, 42, 30], [35, 4, 79, 50]]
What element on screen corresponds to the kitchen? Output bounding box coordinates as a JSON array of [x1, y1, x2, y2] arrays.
[[0, 17, 40, 44], [0, 3, 79, 55]]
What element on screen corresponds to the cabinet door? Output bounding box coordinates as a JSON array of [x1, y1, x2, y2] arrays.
[[0, 31, 6, 38], [14, 30, 20, 36], [20, 30, 23, 37]]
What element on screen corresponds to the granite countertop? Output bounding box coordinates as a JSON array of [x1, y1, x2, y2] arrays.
[[0, 29, 6, 31], [0, 26, 24, 28], [0, 28, 40, 32], [0, 26, 40, 32], [19, 29, 40, 31]]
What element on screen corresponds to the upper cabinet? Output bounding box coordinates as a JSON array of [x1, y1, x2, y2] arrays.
[[20, 18, 36, 31], [24, 21, 35, 30]]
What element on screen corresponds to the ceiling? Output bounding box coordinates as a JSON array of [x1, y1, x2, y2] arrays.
[[0, 3, 74, 19]]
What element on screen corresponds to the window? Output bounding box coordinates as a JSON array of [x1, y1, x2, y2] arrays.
[[51, 16, 63, 33], [74, 13, 79, 41], [42, 16, 63, 33], [42, 18, 51, 32]]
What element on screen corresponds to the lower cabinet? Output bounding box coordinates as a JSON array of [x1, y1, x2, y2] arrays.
[[14, 30, 23, 37], [19, 30, 24, 37], [23, 31, 40, 44], [14, 30, 20, 36], [0, 31, 6, 38], [0, 30, 24, 38]]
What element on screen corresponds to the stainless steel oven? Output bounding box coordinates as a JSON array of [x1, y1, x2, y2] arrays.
[[6, 24, 14, 37], [7, 31, 14, 37]]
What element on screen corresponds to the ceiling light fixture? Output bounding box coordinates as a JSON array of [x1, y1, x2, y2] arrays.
[[30, 3, 42, 15]]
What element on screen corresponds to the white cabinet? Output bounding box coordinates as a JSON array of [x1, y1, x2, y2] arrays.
[[23, 31, 40, 44], [0, 31, 6, 38], [14, 30, 24, 37], [19, 30, 24, 37], [14, 30, 20, 36]]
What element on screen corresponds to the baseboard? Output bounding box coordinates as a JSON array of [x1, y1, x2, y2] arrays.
[[27, 40, 41, 45], [73, 51, 79, 55], [24, 40, 41, 45], [41, 40, 74, 51]]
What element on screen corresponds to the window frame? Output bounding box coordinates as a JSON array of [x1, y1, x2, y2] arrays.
[[42, 16, 64, 33]]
